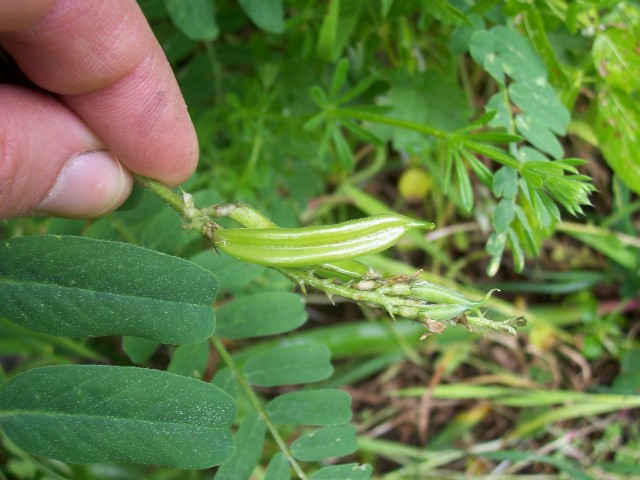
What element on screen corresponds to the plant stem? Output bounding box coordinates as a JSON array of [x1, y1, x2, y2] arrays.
[[134, 175, 186, 214], [211, 336, 308, 480], [134, 175, 211, 235]]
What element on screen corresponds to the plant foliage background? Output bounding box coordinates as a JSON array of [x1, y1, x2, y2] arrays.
[[1, 0, 639, 478]]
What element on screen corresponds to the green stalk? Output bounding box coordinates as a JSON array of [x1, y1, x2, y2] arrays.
[[211, 336, 308, 480], [134, 175, 186, 215], [134, 175, 210, 235]]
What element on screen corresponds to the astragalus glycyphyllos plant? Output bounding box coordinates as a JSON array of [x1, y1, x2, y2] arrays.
[[138, 176, 526, 338]]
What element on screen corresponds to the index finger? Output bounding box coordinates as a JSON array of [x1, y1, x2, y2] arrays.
[[0, 0, 198, 186]]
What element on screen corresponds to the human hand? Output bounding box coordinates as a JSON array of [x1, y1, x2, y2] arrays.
[[0, 0, 198, 219]]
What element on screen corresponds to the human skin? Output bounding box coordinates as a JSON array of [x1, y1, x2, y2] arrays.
[[0, 0, 198, 219]]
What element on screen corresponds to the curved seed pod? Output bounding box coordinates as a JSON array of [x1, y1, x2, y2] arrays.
[[214, 216, 431, 267], [214, 214, 433, 247]]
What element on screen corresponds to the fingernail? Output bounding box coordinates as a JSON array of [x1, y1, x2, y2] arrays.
[[36, 150, 132, 218]]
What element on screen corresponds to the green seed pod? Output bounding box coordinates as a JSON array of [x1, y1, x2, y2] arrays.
[[215, 214, 433, 247], [213, 214, 432, 267]]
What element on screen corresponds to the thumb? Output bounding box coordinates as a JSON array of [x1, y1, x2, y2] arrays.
[[0, 85, 132, 219]]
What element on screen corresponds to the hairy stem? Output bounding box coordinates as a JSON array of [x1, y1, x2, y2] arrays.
[[134, 175, 186, 215]]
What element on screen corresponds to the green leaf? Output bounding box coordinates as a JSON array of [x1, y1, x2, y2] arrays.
[[454, 152, 474, 213], [216, 292, 307, 340], [316, 0, 365, 62], [465, 141, 520, 169], [427, 0, 471, 26], [122, 337, 159, 364], [509, 83, 569, 135], [595, 87, 640, 195], [486, 232, 507, 276], [310, 85, 329, 108], [466, 131, 523, 144], [507, 228, 525, 273], [486, 92, 511, 130], [266, 389, 352, 426], [190, 250, 269, 294], [593, 28, 640, 93], [493, 166, 518, 199], [311, 463, 373, 479], [492, 199, 515, 234], [491, 26, 547, 85], [341, 119, 384, 146], [539, 190, 561, 223], [521, 6, 570, 89], [0, 236, 217, 344], [336, 73, 380, 105], [164, 0, 218, 41], [211, 367, 237, 400], [515, 114, 564, 159], [244, 344, 333, 387], [527, 188, 554, 227], [291, 425, 358, 461], [461, 149, 494, 187], [514, 205, 540, 256], [470, 30, 504, 84], [237, 0, 284, 34], [612, 348, 640, 394], [329, 59, 351, 99], [215, 412, 265, 480], [332, 124, 355, 170], [168, 341, 210, 378], [0, 365, 235, 468], [265, 453, 290, 480]]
